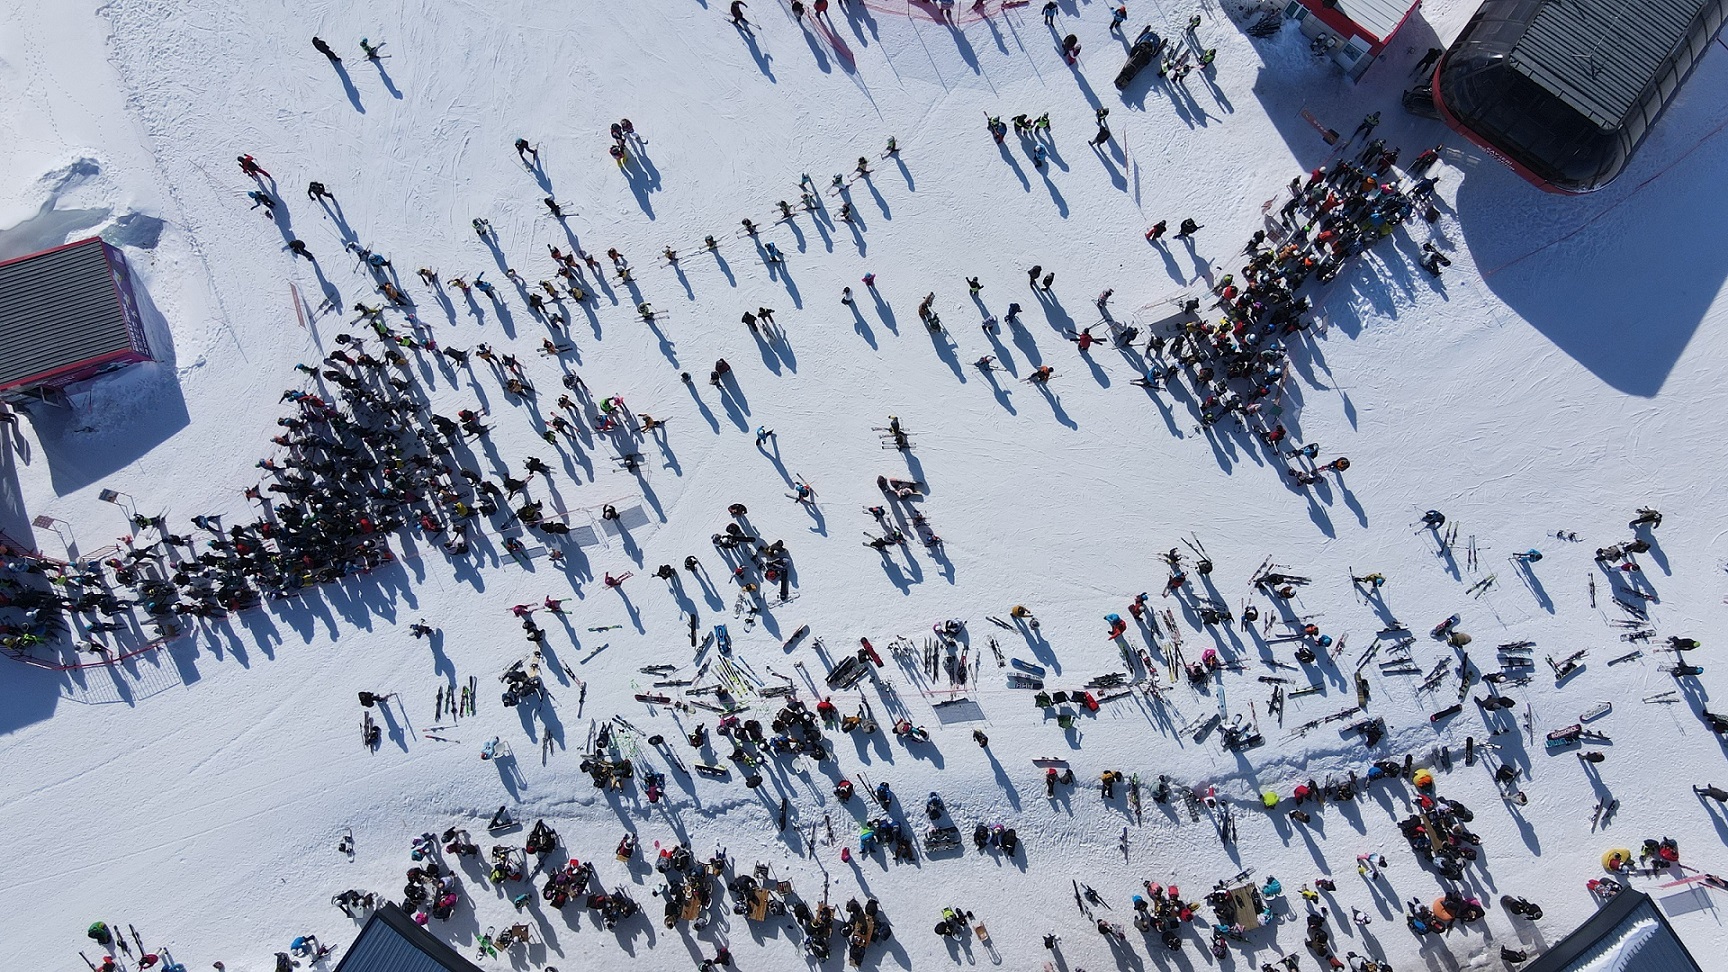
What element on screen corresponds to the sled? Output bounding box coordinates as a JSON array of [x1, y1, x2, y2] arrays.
[[747, 887, 773, 921], [924, 825, 963, 851], [1601, 847, 1633, 871]]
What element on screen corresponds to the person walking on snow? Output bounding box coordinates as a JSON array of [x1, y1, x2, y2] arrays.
[[1176, 218, 1201, 238], [1042, 1, 1058, 24], [1145, 219, 1167, 241], [238, 154, 270, 179], [1110, 5, 1128, 31]]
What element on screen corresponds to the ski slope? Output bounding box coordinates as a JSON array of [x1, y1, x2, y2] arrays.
[[4, 0, 1728, 970]]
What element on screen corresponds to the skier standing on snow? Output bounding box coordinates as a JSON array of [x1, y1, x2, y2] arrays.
[[730, 0, 749, 25]]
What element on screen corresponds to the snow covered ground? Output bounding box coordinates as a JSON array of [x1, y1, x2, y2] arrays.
[[4, 0, 1728, 970]]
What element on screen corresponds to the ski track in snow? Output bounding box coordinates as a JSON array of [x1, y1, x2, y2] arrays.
[[2, 0, 1728, 970]]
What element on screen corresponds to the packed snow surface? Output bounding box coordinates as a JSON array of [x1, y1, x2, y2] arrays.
[[3, 0, 1728, 970]]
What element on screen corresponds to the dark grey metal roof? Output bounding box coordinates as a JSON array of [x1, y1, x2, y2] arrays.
[[332, 904, 485, 972], [0, 238, 135, 389], [1510, 0, 1709, 128], [1524, 889, 1705, 972]]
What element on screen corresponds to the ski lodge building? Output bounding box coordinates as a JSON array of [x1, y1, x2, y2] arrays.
[[0, 237, 154, 404], [333, 903, 484, 972], [1432, 0, 1728, 192], [1284, 0, 1422, 80], [1523, 888, 1704, 972]]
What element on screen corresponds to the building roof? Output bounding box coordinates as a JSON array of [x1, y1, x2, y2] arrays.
[[1329, 0, 1417, 42], [0, 238, 136, 391], [1524, 889, 1704, 972], [1509, 0, 1713, 129], [332, 904, 485, 972]]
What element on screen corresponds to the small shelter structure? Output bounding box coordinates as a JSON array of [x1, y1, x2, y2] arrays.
[[332, 903, 485, 972], [0, 237, 153, 403], [1522, 888, 1705, 972], [1284, 0, 1423, 79]]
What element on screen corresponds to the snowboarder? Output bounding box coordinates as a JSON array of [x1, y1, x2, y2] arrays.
[[1145, 220, 1167, 241], [841, 286, 854, 305], [1176, 218, 1201, 238], [313, 37, 340, 61]]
